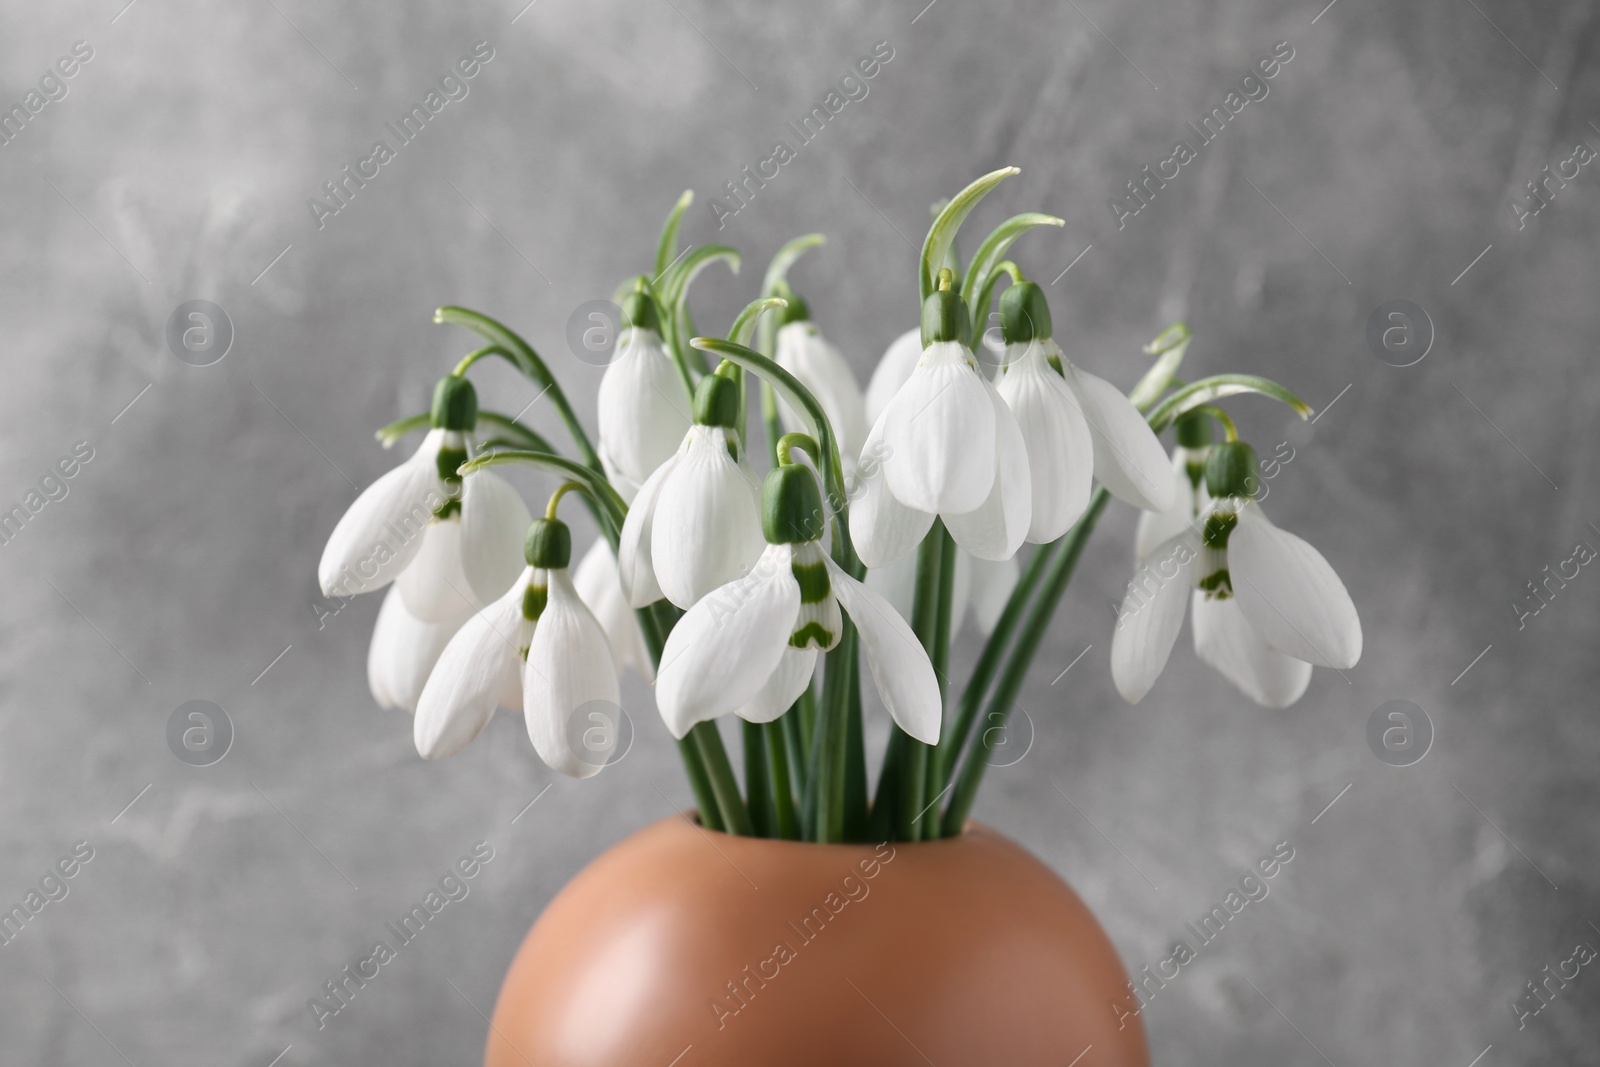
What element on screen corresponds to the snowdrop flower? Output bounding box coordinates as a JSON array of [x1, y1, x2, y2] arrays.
[[366, 588, 476, 714], [1133, 410, 1213, 562], [572, 539, 653, 683], [995, 281, 1175, 545], [774, 295, 868, 468], [1110, 441, 1361, 708], [318, 374, 531, 623], [618, 366, 764, 610], [657, 460, 941, 743], [596, 291, 691, 503], [850, 270, 1031, 567], [414, 511, 622, 778]]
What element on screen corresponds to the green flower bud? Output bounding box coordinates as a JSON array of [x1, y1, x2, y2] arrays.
[[762, 465, 824, 544], [620, 288, 660, 334], [999, 281, 1053, 344], [779, 292, 812, 326], [921, 267, 971, 346], [1175, 410, 1214, 449], [431, 374, 478, 432], [1204, 441, 1259, 499], [692, 372, 740, 428], [523, 517, 571, 569]]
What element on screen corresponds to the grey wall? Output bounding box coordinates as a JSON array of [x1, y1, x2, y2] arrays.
[[2, 0, 1598, 1063]]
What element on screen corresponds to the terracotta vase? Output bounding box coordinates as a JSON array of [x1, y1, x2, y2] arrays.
[[486, 815, 1148, 1067]]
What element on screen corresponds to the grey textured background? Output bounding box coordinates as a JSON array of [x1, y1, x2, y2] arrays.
[[2, 0, 1599, 1063]]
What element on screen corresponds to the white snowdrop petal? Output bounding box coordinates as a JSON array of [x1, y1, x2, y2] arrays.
[[997, 343, 1093, 543], [573, 539, 653, 683], [849, 410, 935, 568], [776, 322, 870, 465], [1059, 356, 1176, 512], [736, 647, 818, 724], [826, 558, 942, 745], [368, 587, 474, 714], [865, 327, 923, 425], [943, 378, 1031, 561], [1110, 528, 1202, 703], [864, 552, 917, 621], [653, 426, 765, 609], [596, 328, 692, 503], [883, 341, 996, 515], [965, 553, 1018, 635], [523, 571, 622, 779], [397, 519, 481, 622], [1191, 593, 1313, 708], [617, 447, 681, 608], [460, 470, 533, 606], [413, 570, 531, 759], [656, 544, 800, 739], [1134, 451, 1209, 563], [317, 431, 444, 598], [1229, 506, 1362, 669]]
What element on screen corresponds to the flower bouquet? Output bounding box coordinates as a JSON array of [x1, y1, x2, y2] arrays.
[[315, 167, 1361, 1065]]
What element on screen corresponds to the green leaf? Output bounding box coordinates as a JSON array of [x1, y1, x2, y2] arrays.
[[959, 212, 1064, 312], [654, 190, 694, 281], [374, 412, 431, 449], [1145, 374, 1313, 434], [920, 167, 1019, 304], [760, 234, 825, 301]]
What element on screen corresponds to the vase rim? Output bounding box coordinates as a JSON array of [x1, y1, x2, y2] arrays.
[[678, 811, 986, 848]]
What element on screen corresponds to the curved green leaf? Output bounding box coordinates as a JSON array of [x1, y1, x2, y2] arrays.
[[730, 296, 789, 348], [959, 212, 1064, 312], [920, 167, 1019, 304], [1145, 374, 1313, 434], [969, 260, 1024, 354], [760, 234, 825, 302]]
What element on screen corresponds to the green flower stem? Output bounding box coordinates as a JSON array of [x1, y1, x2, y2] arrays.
[[727, 297, 789, 450], [661, 245, 739, 381], [867, 727, 904, 842], [477, 412, 556, 454], [898, 522, 948, 840], [843, 656, 869, 842], [459, 449, 626, 548], [922, 523, 958, 838], [810, 622, 856, 843], [1187, 404, 1239, 441], [1144, 374, 1312, 433], [942, 489, 1110, 837], [654, 190, 694, 281], [433, 307, 602, 474], [693, 722, 753, 837], [930, 541, 1054, 793], [743, 720, 775, 838], [959, 212, 1064, 319], [765, 721, 800, 841], [374, 412, 432, 448], [969, 260, 1024, 354]]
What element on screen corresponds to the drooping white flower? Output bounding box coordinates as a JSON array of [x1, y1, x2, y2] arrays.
[[657, 464, 941, 743], [618, 370, 764, 610], [994, 281, 1174, 544], [774, 300, 868, 468], [1110, 442, 1361, 708], [367, 587, 475, 714], [597, 304, 691, 503], [317, 376, 530, 623], [850, 277, 1031, 567], [572, 539, 653, 683], [415, 517, 622, 778]]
